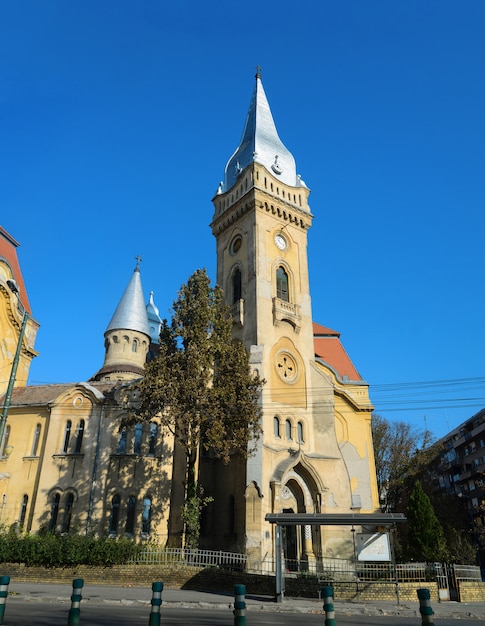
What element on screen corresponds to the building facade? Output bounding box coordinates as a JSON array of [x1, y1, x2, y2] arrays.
[[433, 408, 485, 553], [0, 227, 39, 399], [0, 74, 379, 565]]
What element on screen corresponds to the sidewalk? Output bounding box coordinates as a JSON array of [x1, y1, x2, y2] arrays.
[[6, 581, 485, 621]]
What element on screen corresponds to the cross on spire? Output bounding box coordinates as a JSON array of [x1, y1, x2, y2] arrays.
[[135, 255, 142, 270], [255, 65, 262, 79]]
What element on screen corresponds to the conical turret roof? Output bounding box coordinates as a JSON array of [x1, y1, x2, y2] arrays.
[[146, 291, 162, 344], [106, 261, 150, 337], [223, 70, 298, 192]]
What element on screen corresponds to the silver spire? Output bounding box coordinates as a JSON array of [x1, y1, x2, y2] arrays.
[[223, 71, 298, 192], [105, 261, 151, 337]]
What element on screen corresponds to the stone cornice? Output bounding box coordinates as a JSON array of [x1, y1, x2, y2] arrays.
[[211, 163, 313, 236]]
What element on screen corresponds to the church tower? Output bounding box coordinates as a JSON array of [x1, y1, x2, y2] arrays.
[[208, 71, 378, 566]]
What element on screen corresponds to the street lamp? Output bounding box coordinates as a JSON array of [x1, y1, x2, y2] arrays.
[[0, 280, 28, 448]]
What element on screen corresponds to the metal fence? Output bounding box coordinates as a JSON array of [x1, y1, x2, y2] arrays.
[[130, 547, 483, 585], [131, 547, 247, 570], [452, 564, 482, 582], [315, 559, 431, 583]]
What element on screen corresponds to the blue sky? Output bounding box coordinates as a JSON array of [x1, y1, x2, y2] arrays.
[[1, 1, 484, 440]]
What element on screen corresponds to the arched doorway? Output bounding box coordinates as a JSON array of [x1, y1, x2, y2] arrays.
[[280, 468, 319, 571]]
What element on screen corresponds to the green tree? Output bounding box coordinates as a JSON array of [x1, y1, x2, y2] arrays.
[[372, 414, 433, 512], [405, 481, 446, 562], [135, 269, 264, 548]]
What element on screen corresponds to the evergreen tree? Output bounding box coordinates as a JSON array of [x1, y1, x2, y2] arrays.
[[135, 269, 264, 548], [405, 480, 446, 562]]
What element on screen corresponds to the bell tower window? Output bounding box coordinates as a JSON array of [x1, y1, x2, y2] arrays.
[[232, 268, 242, 303], [276, 267, 289, 302], [273, 265, 301, 332]]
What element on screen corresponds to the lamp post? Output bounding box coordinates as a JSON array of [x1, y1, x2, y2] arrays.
[[0, 281, 28, 448]]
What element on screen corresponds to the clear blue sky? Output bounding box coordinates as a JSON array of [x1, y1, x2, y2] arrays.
[[2, 1, 484, 440]]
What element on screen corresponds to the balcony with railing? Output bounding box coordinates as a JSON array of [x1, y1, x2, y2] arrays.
[[272, 298, 301, 332]]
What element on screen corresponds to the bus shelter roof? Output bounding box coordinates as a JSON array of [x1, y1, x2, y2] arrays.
[[265, 512, 406, 526]]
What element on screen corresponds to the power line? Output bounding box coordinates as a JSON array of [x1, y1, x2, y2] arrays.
[[8, 375, 483, 420]]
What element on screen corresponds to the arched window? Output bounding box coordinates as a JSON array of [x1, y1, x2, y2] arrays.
[[297, 421, 304, 443], [148, 423, 157, 455], [276, 267, 289, 302], [132, 339, 138, 352], [19, 494, 28, 529], [31, 424, 41, 456], [133, 423, 143, 454], [142, 496, 152, 535], [125, 496, 136, 534], [117, 427, 127, 454], [1, 425, 11, 457], [286, 419, 292, 440], [74, 420, 85, 453], [62, 493, 74, 533], [62, 420, 72, 453], [49, 493, 60, 531], [109, 495, 121, 534], [273, 416, 280, 438], [232, 268, 242, 304]]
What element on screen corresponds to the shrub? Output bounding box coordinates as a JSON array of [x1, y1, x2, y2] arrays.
[[0, 527, 142, 567]]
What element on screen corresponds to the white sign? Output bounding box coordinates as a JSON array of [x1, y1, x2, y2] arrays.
[[356, 532, 391, 562]]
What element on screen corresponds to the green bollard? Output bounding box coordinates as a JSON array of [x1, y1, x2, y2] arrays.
[[417, 588, 434, 625], [0, 576, 10, 626], [148, 581, 163, 626], [234, 584, 246, 626], [321, 585, 337, 626], [67, 578, 84, 626]]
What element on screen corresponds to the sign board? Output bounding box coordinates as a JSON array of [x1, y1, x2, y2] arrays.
[[356, 532, 391, 562]]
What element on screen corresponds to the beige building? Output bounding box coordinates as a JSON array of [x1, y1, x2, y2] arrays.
[[0, 73, 379, 565]]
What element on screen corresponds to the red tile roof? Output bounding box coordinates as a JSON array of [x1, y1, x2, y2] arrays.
[[313, 322, 362, 381]]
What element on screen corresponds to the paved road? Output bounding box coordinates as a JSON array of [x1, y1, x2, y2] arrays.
[[4, 580, 485, 622], [2, 601, 482, 625]]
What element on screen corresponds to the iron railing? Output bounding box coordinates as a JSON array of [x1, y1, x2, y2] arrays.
[[131, 547, 247, 570], [130, 547, 483, 584]]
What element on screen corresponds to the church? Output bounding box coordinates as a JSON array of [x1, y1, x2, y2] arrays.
[[0, 72, 379, 568]]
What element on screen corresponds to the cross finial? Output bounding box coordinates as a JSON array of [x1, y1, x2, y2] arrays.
[[255, 65, 262, 80], [135, 255, 142, 269]]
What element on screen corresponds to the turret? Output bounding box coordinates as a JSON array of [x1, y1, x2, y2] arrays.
[[146, 291, 162, 345], [91, 258, 151, 382]]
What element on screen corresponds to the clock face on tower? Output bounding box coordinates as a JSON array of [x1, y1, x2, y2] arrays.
[[274, 234, 287, 251]]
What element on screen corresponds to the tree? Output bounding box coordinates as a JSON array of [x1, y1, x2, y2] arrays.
[[372, 414, 433, 512], [135, 269, 264, 548], [405, 481, 446, 562]]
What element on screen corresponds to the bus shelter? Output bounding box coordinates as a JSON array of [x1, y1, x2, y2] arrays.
[[265, 512, 407, 603]]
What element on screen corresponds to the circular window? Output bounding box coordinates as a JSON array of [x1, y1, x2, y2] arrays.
[[230, 235, 242, 255], [275, 352, 298, 383], [73, 396, 83, 408]]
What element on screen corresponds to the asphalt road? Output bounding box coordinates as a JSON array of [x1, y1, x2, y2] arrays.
[[1, 601, 477, 625]]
